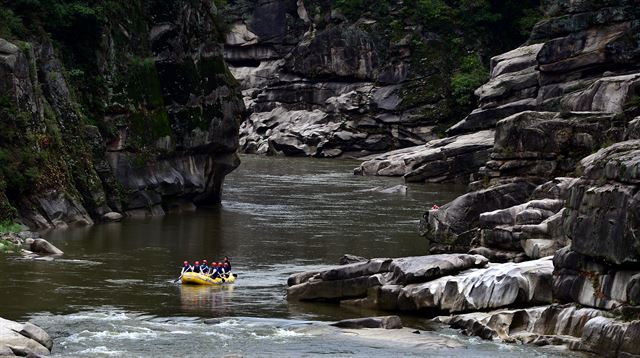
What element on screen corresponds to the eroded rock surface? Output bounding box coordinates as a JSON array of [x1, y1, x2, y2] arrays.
[[0, 317, 52, 356]]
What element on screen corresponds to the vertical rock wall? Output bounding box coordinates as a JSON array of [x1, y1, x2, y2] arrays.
[[0, 0, 245, 229]]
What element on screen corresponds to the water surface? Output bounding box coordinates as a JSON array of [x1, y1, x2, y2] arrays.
[[1, 155, 579, 357]]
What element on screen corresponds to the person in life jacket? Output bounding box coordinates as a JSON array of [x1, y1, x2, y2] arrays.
[[193, 261, 200, 273], [199, 260, 209, 274], [180, 261, 192, 275], [208, 262, 220, 278], [223, 262, 231, 276], [218, 262, 227, 278], [223, 256, 231, 271]]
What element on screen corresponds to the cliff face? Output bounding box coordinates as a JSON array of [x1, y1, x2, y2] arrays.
[[0, 0, 245, 229], [414, 0, 640, 328], [226, 0, 540, 158], [287, 3, 640, 353]]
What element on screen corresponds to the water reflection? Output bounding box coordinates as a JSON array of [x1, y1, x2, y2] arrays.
[[179, 285, 235, 314]]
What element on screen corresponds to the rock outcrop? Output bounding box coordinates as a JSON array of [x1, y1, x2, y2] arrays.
[[354, 130, 494, 183], [438, 304, 640, 358], [384, 1, 640, 355], [0, 317, 52, 356], [420, 0, 640, 256], [330, 316, 403, 330], [287, 254, 554, 314], [0, 1, 245, 228], [227, 0, 540, 160]]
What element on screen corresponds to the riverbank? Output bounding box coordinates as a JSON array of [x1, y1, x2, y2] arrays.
[[287, 254, 640, 356]]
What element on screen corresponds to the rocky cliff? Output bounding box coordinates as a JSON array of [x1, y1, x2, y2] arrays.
[[226, 0, 540, 158], [420, 0, 640, 353], [0, 0, 245, 229], [290, 1, 640, 355]]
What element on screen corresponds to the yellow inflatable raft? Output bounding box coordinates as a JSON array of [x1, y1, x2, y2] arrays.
[[180, 272, 236, 285]]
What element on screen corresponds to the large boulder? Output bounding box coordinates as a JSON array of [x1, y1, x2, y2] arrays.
[[330, 316, 402, 329], [387, 254, 488, 285], [564, 140, 640, 265], [355, 130, 495, 183], [30, 238, 63, 256], [422, 179, 539, 249], [395, 257, 554, 313], [287, 254, 491, 303], [0, 317, 52, 356], [287, 274, 387, 301]]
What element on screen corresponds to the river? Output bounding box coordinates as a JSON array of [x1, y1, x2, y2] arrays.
[[0, 155, 581, 357]]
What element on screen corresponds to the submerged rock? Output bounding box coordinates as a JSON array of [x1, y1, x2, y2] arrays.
[[102, 212, 124, 222]]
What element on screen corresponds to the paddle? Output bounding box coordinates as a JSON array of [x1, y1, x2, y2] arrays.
[[174, 273, 183, 283]]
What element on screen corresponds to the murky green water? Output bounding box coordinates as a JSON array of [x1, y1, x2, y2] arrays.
[[0, 155, 580, 357]]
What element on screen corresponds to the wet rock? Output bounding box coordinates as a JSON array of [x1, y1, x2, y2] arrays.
[[387, 254, 489, 285], [0, 317, 51, 356], [355, 130, 494, 183], [330, 316, 402, 329], [287, 271, 321, 287], [436, 304, 604, 344], [564, 141, 640, 265], [396, 257, 554, 313], [102, 212, 124, 222], [422, 179, 539, 248], [553, 247, 640, 310], [339, 254, 368, 265], [30, 239, 63, 256], [287, 274, 387, 301]]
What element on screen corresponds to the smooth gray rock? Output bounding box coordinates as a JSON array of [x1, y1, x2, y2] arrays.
[[102, 212, 124, 222], [397, 257, 554, 313], [20, 323, 53, 351], [287, 274, 387, 301], [287, 271, 321, 287], [319, 259, 392, 281], [388, 254, 489, 285], [423, 179, 539, 247], [355, 130, 494, 183], [0, 317, 51, 356], [30, 239, 63, 256], [330, 316, 402, 329], [339, 254, 368, 265]]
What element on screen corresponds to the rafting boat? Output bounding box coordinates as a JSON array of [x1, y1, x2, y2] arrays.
[[180, 272, 236, 285]]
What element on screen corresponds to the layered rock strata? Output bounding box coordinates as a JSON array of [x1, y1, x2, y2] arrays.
[[0, 1, 245, 228], [227, 0, 538, 160], [436, 304, 640, 357], [407, 1, 640, 354], [287, 254, 553, 314]]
